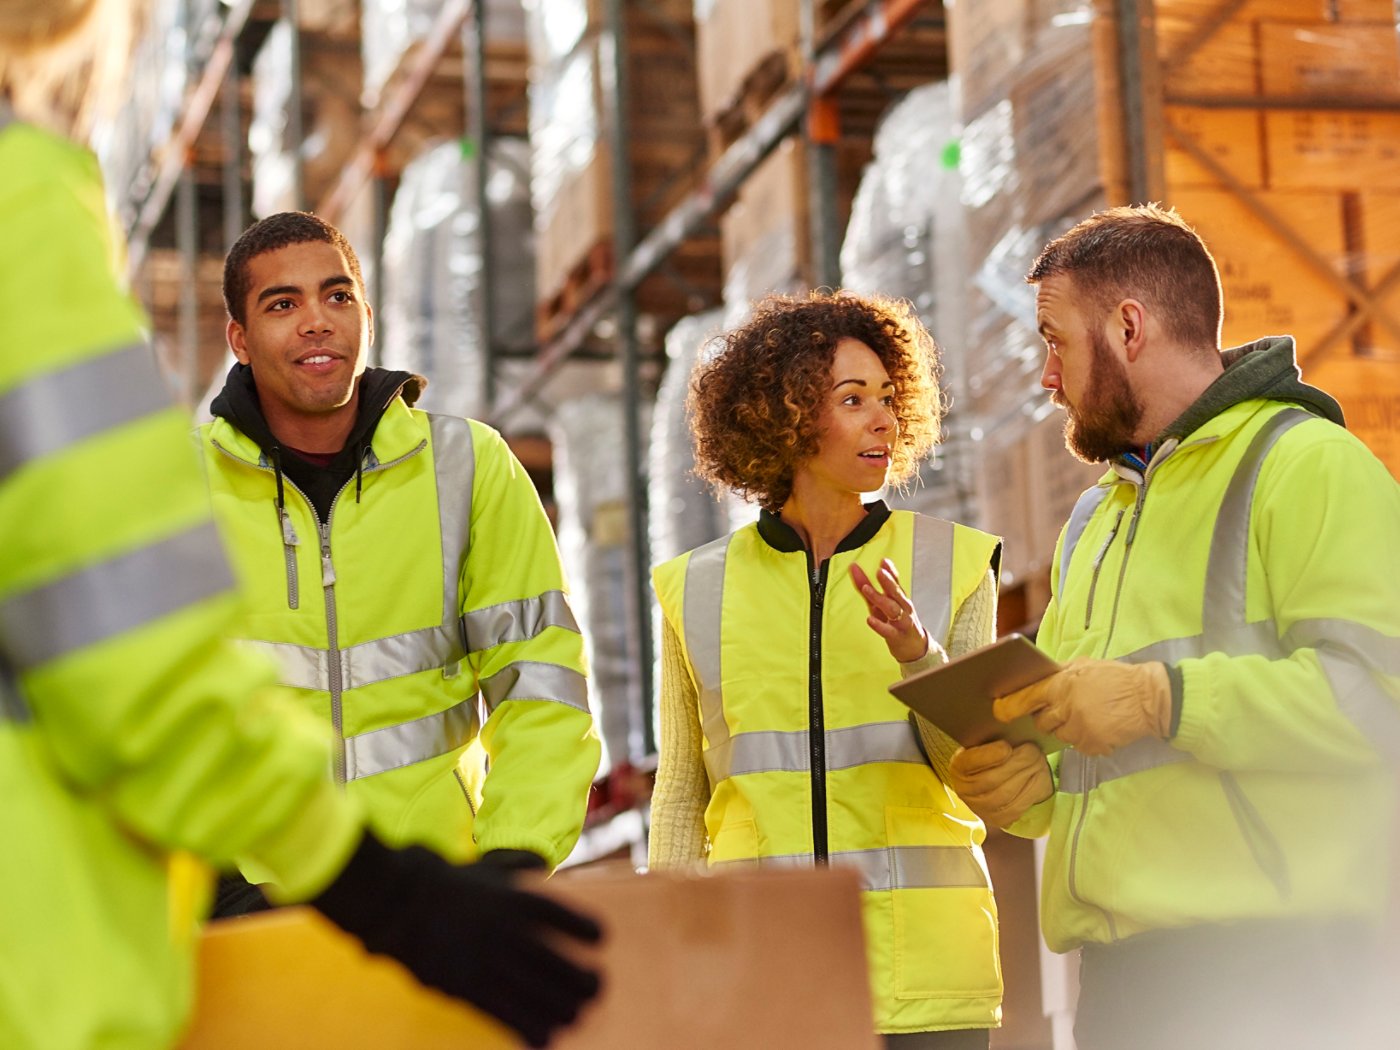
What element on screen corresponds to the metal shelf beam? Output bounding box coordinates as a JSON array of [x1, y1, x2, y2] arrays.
[[316, 0, 473, 222], [125, 0, 256, 279], [487, 0, 933, 424]]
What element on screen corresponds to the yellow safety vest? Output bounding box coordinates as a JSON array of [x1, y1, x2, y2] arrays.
[[199, 408, 600, 869], [654, 507, 1004, 1033], [1031, 399, 1400, 952]]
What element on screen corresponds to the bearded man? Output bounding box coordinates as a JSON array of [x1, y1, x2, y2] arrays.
[[947, 204, 1400, 1049]]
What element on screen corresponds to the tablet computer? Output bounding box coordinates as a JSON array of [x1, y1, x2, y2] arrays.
[[888, 633, 1065, 754]]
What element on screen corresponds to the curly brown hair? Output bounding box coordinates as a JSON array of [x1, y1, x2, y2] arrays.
[[688, 291, 943, 511]]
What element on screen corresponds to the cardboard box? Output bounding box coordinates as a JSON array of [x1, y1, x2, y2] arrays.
[[1155, 18, 1256, 97], [1260, 22, 1400, 101], [1264, 109, 1400, 190], [720, 137, 810, 300], [1303, 357, 1400, 478], [1358, 192, 1400, 357], [975, 427, 1035, 585], [182, 867, 880, 1050], [1170, 188, 1348, 352], [696, 0, 799, 122], [1156, 0, 1393, 21], [1164, 106, 1265, 188]]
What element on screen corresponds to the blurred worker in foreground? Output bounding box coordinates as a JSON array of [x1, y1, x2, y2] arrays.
[[948, 204, 1400, 1049], [0, 3, 600, 1048], [650, 292, 1005, 1048], [202, 210, 600, 913]]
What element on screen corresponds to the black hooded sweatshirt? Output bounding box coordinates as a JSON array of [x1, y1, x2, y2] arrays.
[[209, 362, 426, 522]]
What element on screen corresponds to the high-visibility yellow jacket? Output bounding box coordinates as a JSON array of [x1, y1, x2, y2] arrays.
[[198, 402, 600, 869], [0, 118, 360, 1050], [653, 505, 1004, 1034], [1016, 354, 1400, 953]]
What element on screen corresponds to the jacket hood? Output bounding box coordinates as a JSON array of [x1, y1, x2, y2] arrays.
[[209, 362, 426, 466], [1155, 335, 1345, 445]]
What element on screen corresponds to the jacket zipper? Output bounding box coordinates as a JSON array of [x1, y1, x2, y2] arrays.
[[210, 437, 431, 784], [807, 555, 831, 865], [1084, 509, 1125, 631], [277, 505, 300, 608]]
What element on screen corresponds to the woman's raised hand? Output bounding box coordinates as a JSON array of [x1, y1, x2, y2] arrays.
[[850, 558, 929, 664]]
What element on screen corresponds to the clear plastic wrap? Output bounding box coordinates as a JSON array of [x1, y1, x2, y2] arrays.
[[377, 137, 535, 418], [646, 312, 729, 565], [549, 394, 652, 773], [92, 0, 192, 226], [840, 80, 980, 525], [362, 0, 527, 103], [248, 23, 361, 218]]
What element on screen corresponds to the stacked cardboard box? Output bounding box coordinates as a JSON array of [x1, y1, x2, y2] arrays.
[[526, 0, 715, 338], [951, 0, 1400, 593], [1157, 0, 1400, 474]]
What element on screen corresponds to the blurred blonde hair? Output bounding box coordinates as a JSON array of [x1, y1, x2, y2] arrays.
[[0, 0, 143, 135]]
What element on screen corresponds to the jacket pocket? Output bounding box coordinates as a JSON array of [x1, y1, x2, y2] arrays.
[[708, 818, 760, 865], [1219, 771, 1291, 901], [886, 806, 1002, 1001]]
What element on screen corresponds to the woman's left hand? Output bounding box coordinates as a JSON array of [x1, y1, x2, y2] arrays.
[[850, 558, 928, 663]]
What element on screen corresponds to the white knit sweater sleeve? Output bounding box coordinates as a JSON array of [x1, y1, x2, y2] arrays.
[[646, 617, 710, 869], [901, 568, 998, 783]]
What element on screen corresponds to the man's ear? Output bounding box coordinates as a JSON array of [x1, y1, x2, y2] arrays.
[[1119, 299, 1147, 363], [227, 317, 250, 364], [365, 302, 374, 348]]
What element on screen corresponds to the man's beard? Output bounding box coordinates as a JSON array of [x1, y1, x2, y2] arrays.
[[1055, 327, 1145, 463]]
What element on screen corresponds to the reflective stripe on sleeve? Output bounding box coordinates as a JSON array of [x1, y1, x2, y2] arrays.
[[1060, 486, 1112, 598], [428, 415, 475, 625], [461, 590, 580, 654], [0, 521, 235, 669], [344, 694, 480, 781], [0, 343, 170, 485], [479, 660, 589, 713]]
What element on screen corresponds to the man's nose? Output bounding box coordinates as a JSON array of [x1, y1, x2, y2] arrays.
[[1041, 353, 1062, 392]]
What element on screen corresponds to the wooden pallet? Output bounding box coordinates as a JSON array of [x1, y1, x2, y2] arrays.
[[535, 239, 615, 344], [705, 47, 799, 161]]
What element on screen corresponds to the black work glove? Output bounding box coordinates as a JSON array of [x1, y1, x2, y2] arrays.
[[474, 848, 550, 873], [312, 833, 602, 1048]]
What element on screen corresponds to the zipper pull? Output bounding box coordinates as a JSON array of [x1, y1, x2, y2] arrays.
[[319, 525, 336, 586], [279, 506, 299, 547]]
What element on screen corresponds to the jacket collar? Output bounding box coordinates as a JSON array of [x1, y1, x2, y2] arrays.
[[208, 362, 427, 465], [757, 500, 892, 554]]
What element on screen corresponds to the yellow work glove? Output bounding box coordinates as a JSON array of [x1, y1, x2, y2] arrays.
[[994, 658, 1172, 757], [948, 741, 1054, 829]]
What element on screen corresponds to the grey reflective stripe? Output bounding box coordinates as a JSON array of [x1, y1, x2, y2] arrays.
[[0, 521, 234, 669], [716, 845, 988, 891], [1122, 619, 1284, 666], [1317, 649, 1400, 764], [428, 415, 475, 626], [683, 535, 732, 756], [1203, 409, 1311, 635], [479, 660, 588, 712], [241, 626, 466, 691], [0, 343, 170, 485], [240, 638, 329, 691], [910, 516, 955, 645], [1060, 486, 1112, 597], [1285, 618, 1400, 677], [462, 590, 580, 654], [706, 720, 926, 780], [344, 694, 480, 780], [345, 624, 464, 687], [1059, 737, 1192, 794]]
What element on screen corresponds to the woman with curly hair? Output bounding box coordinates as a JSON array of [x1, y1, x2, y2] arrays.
[[649, 292, 1004, 1048]]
